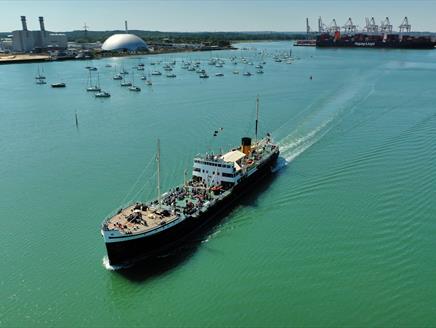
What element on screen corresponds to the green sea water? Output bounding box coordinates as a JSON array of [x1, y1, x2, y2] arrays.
[[1, 42, 435, 327]]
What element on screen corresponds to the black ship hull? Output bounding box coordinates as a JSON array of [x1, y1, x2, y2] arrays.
[[316, 40, 434, 49], [105, 151, 279, 266]]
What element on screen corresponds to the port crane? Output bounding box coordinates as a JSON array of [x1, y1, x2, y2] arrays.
[[318, 17, 341, 34], [306, 18, 311, 34], [318, 17, 327, 33], [380, 17, 393, 33], [364, 17, 379, 33], [328, 19, 341, 33], [399, 17, 412, 32], [343, 17, 358, 34]]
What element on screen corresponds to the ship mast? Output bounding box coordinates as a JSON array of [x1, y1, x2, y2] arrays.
[[156, 138, 161, 208], [255, 95, 259, 144]]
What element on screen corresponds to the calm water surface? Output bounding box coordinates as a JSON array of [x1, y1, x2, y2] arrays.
[[0, 42, 435, 327]]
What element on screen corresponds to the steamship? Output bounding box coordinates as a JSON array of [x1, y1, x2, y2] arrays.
[[101, 98, 280, 267]]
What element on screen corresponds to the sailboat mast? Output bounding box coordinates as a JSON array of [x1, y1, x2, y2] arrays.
[[156, 138, 161, 208], [255, 96, 259, 144]]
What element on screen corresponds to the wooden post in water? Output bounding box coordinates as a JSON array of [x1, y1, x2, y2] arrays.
[[75, 111, 79, 129]]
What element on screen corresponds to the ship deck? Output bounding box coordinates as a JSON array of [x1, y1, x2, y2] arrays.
[[105, 188, 207, 235], [106, 204, 178, 235], [103, 138, 279, 237]]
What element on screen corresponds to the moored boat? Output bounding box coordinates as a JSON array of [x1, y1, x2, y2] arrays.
[[95, 91, 111, 98], [51, 82, 66, 88]]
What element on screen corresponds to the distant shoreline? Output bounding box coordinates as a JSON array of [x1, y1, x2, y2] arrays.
[[0, 45, 237, 65]]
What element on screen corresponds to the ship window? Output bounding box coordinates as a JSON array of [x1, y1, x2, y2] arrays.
[[194, 168, 200, 172], [222, 173, 233, 178]]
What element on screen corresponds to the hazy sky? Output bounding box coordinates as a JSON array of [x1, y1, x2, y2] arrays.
[[1, 0, 436, 32]]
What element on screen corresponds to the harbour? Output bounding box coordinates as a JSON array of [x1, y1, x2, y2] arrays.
[[1, 41, 436, 326]]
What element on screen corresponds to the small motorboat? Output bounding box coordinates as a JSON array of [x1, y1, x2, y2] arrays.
[[129, 86, 141, 92], [95, 91, 111, 98], [215, 73, 224, 77], [51, 83, 66, 88], [87, 86, 101, 92]]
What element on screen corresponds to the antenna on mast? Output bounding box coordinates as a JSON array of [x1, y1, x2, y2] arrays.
[[156, 138, 161, 208], [83, 23, 89, 40], [255, 95, 259, 144]]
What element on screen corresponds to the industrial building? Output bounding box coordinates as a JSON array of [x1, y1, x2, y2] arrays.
[[12, 16, 68, 52]]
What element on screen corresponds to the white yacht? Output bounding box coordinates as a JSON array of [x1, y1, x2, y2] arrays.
[[86, 71, 101, 92], [95, 91, 111, 98]]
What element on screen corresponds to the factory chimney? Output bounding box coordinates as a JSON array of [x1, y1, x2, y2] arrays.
[[125, 20, 128, 33], [39, 16, 45, 31], [21, 16, 28, 31]]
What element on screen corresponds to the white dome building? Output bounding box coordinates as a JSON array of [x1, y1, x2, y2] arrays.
[[101, 33, 148, 52]]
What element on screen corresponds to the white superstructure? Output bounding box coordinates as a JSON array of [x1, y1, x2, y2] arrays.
[[192, 150, 244, 187]]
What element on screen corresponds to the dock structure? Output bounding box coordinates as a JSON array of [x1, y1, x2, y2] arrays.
[[0, 54, 50, 65]]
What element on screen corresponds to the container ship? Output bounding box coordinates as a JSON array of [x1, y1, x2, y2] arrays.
[[101, 98, 280, 267], [315, 17, 435, 49]]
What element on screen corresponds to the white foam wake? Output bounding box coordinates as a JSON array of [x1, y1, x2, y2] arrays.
[[272, 70, 379, 172], [273, 117, 333, 172], [102, 256, 130, 271]]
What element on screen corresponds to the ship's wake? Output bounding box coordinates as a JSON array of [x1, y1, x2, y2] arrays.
[[102, 256, 132, 271], [272, 72, 377, 172], [276, 117, 333, 170]]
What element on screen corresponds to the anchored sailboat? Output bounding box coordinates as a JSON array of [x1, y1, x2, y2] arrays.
[[86, 71, 101, 92]]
